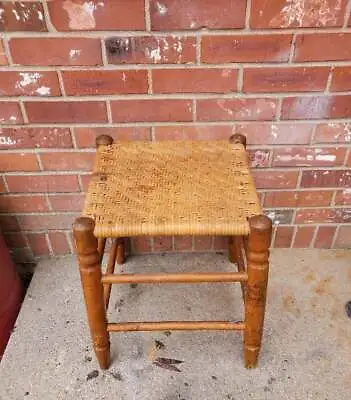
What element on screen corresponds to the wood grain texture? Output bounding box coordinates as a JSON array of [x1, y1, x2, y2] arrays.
[[73, 217, 110, 369], [244, 215, 272, 368]]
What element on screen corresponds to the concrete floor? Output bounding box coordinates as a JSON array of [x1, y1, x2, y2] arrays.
[[1, 250, 351, 400]]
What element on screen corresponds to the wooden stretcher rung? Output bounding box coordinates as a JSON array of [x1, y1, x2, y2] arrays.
[[102, 272, 248, 284], [107, 321, 245, 332]]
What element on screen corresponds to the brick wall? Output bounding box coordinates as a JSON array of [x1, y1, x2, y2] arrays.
[[0, 0, 351, 261]]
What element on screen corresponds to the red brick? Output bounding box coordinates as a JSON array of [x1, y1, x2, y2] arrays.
[[293, 227, 315, 248], [0, 127, 72, 149], [49, 0, 145, 31], [174, 236, 193, 251], [10, 38, 102, 66], [19, 214, 76, 231], [40, 152, 94, 171], [0, 40, 7, 65], [150, 0, 246, 30], [235, 123, 313, 145], [274, 226, 294, 248], [3, 232, 27, 249], [213, 236, 227, 251], [195, 236, 212, 250], [272, 147, 345, 167], [154, 125, 233, 140], [334, 226, 351, 248], [264, 190, 333, 207], [0, 215, 20, 232], [48, 232, 70, 256], [197, 98, 277, 121], [25, 101, 107, 123], [62, 70, 148, 96], [0, 71, 60, 97], [335, 189, 351, 205], [301, 169, 351, 188], [111, 99, 193, 123], [295, 208, 350, 224], [48, 194, 85, 212], [243, 67, 329, 93], [294, 33, 351, 62], [0, 102, 23, 124], [6, 175, 80, 193], [0, 153, 39, 172], [0, 177, 6, 193], [201, 35, 292, 63], [347, 151, 351, 167], [0, 1, 47, 31], [314, 123, 351, 143], [250, 0, 347, 29], [281, 96, 351, 120], [330, 67, 351, 92], [314, 226, 336, 249], [153, 236, 172, 252], [132, 237, 152, 253], [74, 127, 151, 148], [249, 149, 270, 168], [27, 233, 50, 257], [253, 170, 298, 189], [152, 68, 238, 94], [105, 36, 196, 64], [10, 248, 33, 263], [0, 195, 48, 213]]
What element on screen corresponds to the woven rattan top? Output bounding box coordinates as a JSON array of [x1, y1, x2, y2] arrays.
[[83, 140, 261, 237]]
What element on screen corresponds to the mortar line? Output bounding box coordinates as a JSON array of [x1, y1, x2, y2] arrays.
[[45, 232, 54, 256], [343, 0, 351, 29], [288, 34, 297, 64], [106, 100, 113, 123], [41, 0, 56, 32], [57, 70, 66, 96], [325, 67, 334, 93], [276, 98, 283, 121], [331, 225, 340, 248], [290, 225, 298, 248], [237, 67, 244, 92], [19, 101, 29, 123], [66, 230, 74, 254], [100, 37, 108, 66], [70, 127, 78, 149], [2, 33, 13, 65], [196, 32, 201, 65], [145, 0, 151, 31], [310, 224, 319, 248], [245, 0, 252, 30], [192, 98, 197, 122], [147, 69, 153, 94]]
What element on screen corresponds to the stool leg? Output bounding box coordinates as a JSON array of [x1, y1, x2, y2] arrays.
[[228, 236, 237, 263], [73, 217, 110, 369], [244, 215, 272, 368], [116, 237, 126, 265]]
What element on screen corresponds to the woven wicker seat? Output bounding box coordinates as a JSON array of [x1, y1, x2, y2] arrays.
[[83, 140, 261, 238], [73, 134, 272, 371]]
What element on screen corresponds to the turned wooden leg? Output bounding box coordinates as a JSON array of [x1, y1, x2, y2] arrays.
[[244, 215, 272, 368], [228, 236, 237, 263], [116, 237, 126, 265], [73, 217, 110, 369]]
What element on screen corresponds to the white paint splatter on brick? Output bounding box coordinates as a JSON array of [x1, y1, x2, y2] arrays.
[[217, 99, 233, 116], [156, 2, 168, 16], [36, 86, 51, 96], [37, 10, 43, 21], [147, 47, 162, 63], [271, 124, 278, 139], [69, 49, 82, 59], [316, 154, 336, 162], [0, 8, 5, 20], [17, 72, 41, 88], [122, 72, 127, 83], [277, 0, 342, 28], [12, 8, 20, 21], [0, 136, 16, 146], [63, 0, 104, 30]]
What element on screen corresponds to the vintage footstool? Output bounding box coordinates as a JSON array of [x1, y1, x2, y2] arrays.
[[73, 134, 272, 370]]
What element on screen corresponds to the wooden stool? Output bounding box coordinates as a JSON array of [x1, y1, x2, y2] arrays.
[[73, 134, 272, 370]]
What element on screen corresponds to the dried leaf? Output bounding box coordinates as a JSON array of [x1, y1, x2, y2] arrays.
[[155, 357, 183, 365], [153, 360, 181, 372], [155, 339, 166, 350], [86, 370, 99, 380]]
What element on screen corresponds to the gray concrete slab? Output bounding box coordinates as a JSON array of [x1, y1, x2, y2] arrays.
[[1, 250, 351, 400]]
